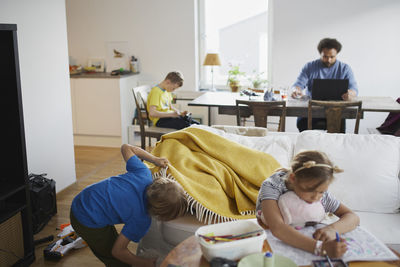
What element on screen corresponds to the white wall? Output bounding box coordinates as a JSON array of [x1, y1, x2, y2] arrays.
[[66, 0, 198, 91], [0, 0, 76, 192], [270, 0, 400, 133]]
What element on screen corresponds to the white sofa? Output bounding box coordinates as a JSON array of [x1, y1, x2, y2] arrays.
[[137, 125, 400, 262]]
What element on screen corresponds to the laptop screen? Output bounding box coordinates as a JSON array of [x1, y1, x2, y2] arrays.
[[312, 79, 349, 100]]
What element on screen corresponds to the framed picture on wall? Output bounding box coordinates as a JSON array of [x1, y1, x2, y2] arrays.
[[88, 58, 105, 72]]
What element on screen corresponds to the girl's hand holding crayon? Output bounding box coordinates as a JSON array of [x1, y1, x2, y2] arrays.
[[321, 238, 347, 258], [320, 232, 347, 258], [313, 225, 337, 242]]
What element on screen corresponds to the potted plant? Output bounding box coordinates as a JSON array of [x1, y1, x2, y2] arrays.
[[227, 64, 245, 92], [248, 70, 268, 89]]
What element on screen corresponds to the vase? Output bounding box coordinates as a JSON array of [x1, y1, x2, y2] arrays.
[[229, 81, 240, 92], [252, 82, 262, 89]]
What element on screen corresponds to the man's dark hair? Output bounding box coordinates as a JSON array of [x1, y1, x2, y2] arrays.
[[317, 38, 342, 53]]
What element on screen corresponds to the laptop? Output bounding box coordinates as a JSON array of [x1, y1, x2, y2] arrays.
[[312, 79, 349, 100]]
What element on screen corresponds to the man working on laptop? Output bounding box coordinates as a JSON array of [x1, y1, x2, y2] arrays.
[[291, 38, 358, 132]]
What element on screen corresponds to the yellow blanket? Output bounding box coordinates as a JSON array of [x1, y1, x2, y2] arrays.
[[148, 127, 280, 223]]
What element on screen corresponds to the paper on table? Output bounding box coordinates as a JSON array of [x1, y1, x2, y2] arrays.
[[265, 225, 399, 266]]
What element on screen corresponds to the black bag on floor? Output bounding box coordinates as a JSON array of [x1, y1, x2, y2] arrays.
[[29, 173, 57, 234]]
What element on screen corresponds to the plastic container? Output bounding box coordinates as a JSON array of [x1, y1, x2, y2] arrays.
[[264, 251, 275, 267], [195, 220, 266, 261], [129, 56, 139, 73]]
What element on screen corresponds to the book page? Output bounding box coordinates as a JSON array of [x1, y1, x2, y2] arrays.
[[265, 225, 398, 266]]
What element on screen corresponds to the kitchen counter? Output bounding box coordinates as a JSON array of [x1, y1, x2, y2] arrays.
[[70, 74, 140, 147], [70, 72, 139, 79]]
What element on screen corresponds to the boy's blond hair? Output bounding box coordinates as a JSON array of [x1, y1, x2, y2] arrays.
[[165, 71, 184, 87], [146, 177, 187, 221]]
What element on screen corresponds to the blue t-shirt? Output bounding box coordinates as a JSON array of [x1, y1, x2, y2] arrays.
[[293, 59, 358, 96], [71, 156, 152, 242]]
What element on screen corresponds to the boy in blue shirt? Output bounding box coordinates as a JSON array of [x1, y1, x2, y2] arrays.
[[291, 38, 359, 132], [70, 144, 187, 267]]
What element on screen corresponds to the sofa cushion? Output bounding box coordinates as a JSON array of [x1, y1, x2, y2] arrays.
[[356, 211, 400, 244], [294, 131, 400, 213]]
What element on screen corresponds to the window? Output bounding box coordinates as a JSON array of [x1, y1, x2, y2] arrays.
[[199, 0, 269, 90]]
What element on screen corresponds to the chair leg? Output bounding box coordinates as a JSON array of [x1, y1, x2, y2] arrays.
[[354, 110, 361, 134], [307, 113, 312, 130], [141, 134, 145, 150], [278, 119, 285, 132]]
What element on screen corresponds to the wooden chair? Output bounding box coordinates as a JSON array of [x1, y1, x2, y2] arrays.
[[307, 100, 362, 134], [236, 100, 287, 131], [132, 85, 151, 126], [132, 87, 175, 149]]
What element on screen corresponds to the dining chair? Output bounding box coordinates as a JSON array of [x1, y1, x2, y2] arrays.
[[132, 87, 175, 149], [132, 85, 151, 126], [307, 100, 362, 134], [235, 100, 287, 131]]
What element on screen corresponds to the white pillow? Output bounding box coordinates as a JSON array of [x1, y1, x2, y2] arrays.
[[211, 125, 268, 136], [294, 131, 400, 213], [226, 135, 294, 168], [192, 125, 294, 167]]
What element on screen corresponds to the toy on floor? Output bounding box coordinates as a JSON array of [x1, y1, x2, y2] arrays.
[[44, 223, 87, 260]]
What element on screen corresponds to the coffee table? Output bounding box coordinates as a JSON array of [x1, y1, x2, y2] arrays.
[[160, 235, 400, 267]]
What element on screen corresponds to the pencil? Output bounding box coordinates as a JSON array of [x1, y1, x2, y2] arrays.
[[336, 232, 340, 242], [325, 254, 334, 267]]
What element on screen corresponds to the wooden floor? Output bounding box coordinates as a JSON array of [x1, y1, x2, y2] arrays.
[[31, 146, 138, 267]]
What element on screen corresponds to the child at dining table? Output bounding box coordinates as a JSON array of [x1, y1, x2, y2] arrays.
[[147, 71, 200, 129], [256, 150, 360, 258]]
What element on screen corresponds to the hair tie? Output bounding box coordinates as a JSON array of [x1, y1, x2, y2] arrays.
[[293, 160, 343, 174], [332, 166, 343, 173]]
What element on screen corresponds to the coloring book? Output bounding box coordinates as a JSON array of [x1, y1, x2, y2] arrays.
[[265, 225, 398, 266]]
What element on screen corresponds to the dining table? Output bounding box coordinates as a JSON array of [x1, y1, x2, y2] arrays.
[[188, 92, 400, 126]]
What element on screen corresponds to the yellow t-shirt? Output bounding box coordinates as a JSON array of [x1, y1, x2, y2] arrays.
[[147, 86, 173, 125]]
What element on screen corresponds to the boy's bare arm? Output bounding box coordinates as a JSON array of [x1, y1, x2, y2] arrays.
[[170, 106, 188, 116], [112, 233, 156, 267], [120, 144, 169, 167], [148, 105, 180, 118]]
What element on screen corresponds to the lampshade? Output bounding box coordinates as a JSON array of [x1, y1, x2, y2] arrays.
[[203, 53, 221, 66]]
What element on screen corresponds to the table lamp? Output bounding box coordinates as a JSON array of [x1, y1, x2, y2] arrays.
[[203, 53, 221, 91]]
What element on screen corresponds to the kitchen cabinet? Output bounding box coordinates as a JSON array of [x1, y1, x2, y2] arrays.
[[70, 73, 139, 147]]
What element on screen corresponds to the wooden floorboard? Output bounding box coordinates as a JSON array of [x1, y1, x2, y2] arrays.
[[31, 146, 139, 267]]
